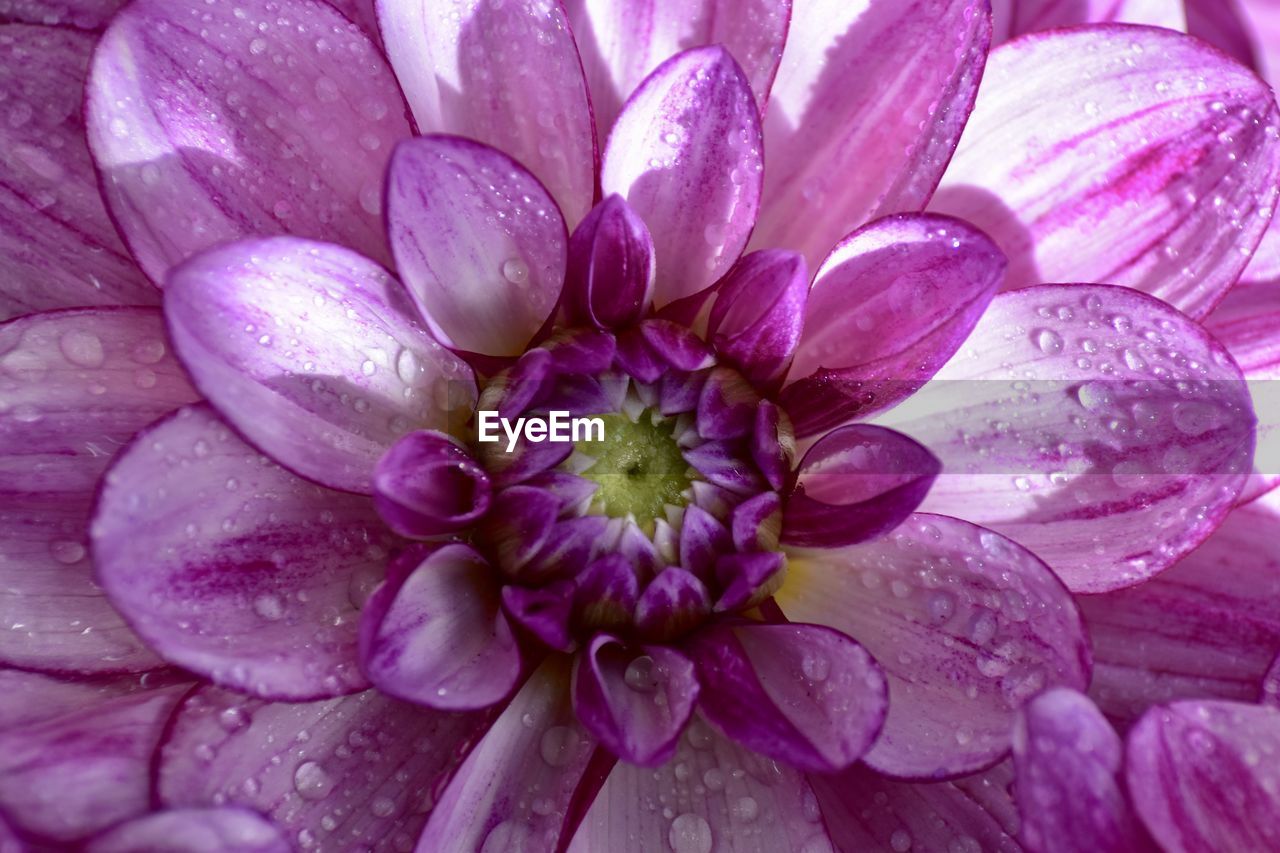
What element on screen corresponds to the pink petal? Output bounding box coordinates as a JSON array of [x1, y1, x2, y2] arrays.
[[157, 685, 491, 852], [1126, 700, 1280, 852], [931, 25, 1280, 319], [166, 237, 474, 494], [323, 0, 380, 43], [93, 404, 401, 700], [1205, 282, 1280, 501], [752, 0, 991, 268], [418, 656, 600, 853], [707, 249, 808, 389], [601, 46, 763, 308], [86, 0, 411, 284], [992, 0, 1186, 43], [1185, 0, 1256, 68], [85, 808, 288, 853], [880, 285, 1255, 593], [1012, 688, 1155, 853], [360, 543, 521, 711], [0, 670, 188, 843], [0, 308, 196, 673], [781, 213, 1006, 435], [1082, 490, 1280, 725], [779, 514, 1090, 780], [811, 761, 1021, 852], [0, 25, 156, 319], [377, 0, 595, 225], [0, 1, 127, 28], [564, 0, 789, 139], [568, 717, 837, 853], [386, 136, 567, 357]]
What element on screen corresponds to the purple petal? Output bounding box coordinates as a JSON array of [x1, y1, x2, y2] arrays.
[[157, 685, 490, 851], [568, 717, 837, 853], [754, 0, 990, 267], [1013, 688, 1155, 853], [778, 514, 1090, 779], [0, 25, 156, 319], [386, 136, 568, 357], [782, 424, 941, 549], [86, 0, 410, 283], [602, 46, 763, 307], [84, 808, 288, 853], [574, 554, 641, 632], [94, 404, 396, 700], [931, 25, 1280, 319], [361, 543, 520, 710], [730, 490, 782, 552], [751, 400, 794, 491], [707, 250, 808, 388], [0, 1, 127, 28], [678, 505, 732, 583], [373, 431, 491, 538], [781, 213, 1006, 435], [378, 0, 596, 225], [503, 581, 577, 652], [573, 635, 699, 767], [686, 621, 887, 773], [713, 551, 785, 612], [633, 567, 712, 641], [564, 195, 656, 329], [166, 237, 474, 494], [1127, 700, 1280, 852], [0, 670, 188, 843], [994, 0, 1187, 43], [881, 285, 1255, 593], [479, 485, 561, 576], [640, 320, 716, 372], [684, 440, 767, 496], [565, 0, 789, 139], [0, 308, 196, 673], [418, 656, 600, 852], [695, 367, 761, 441]]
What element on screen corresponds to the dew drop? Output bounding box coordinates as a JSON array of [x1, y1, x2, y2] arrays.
[[668, 813, 713, 853], [501, 257, 530, 285], [539, 725, 580, 767], [293, 761, 334, 800], [1033, 328, 1063, 355], [59, 330, 104, 368], [49, 540, 86, 565]]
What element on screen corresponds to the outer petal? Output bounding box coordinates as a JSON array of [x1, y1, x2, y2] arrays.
[[931, 25, 1280, 319], [386, 137, 567, 357], [992, 0, 1186, 43], [86, 0, 411, 283], [158, 685, 491, 852], [778, 514, 1090, 779], [166, 237, 474, 494], [565, 0, 789, 138], [0, 670, 188, 844], [93, 405, 400, 700], [417, 656, 600, 853], [85, 808, 288, 853], [1126, 700, 1280, 852], [753, 0, 991, 268], [569, 717, 836, 853], [601, 46, 763, 308], [0, 1, 126, 28], [1082, 490, 1280, 724], [879, 285, 1255, 593], [781, 214, 1006, 435], [377, 0, 595, 225], [1012, 688, 1155, 853], [0, 308, 196, 673], [0, 25, 155, 319]]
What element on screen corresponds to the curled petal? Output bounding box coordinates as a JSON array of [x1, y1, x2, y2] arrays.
[[503, 580, 577, 653], [373, 431, 492, 538], [565, 195, 656, 329], [84, 808, 289, 853], [708, 250, 808, 388]]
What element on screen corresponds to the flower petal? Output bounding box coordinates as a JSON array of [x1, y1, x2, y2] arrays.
[[564, 195, 656, 330], [992, 0, 1185, 43], [94, 404, 399, 700], [781, 214, 1006, 435], [1012, 688, 1155, 853], [86, 0, 410, 284], [373, 431, 492, 538], [753, 0, 991, 268], [386, 136, 567, 357], [84, 808, 288, 853], [1082, 490, 1280, 724], [1127, 700, 1280, 852], [568, 717, 836, 853], [418, 656, 600, 853], [782, 425, 940, 549], [0, 1, 126, 28], [0, 308, 196, 673], [778, 514, 1090, 779], [879, 285, 1255, 593], [707, 250, 808, 388], [360, 543, 521, 711], [377, 0, 595, 225], [685, 621, 887, 773], [931, 25, 1280, 319], [0, 25, 156, 319], [0, 670, 188, 844], [157, 685, 491, 851], [601, 46, 763, 308], [166, 236, 474, 494], [1185, 0, 1255, 68]]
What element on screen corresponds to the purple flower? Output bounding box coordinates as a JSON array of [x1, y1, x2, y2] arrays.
[[0, 0, 1276, 851]]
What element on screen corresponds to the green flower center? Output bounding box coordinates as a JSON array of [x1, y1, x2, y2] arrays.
[[578, 409, 694, 532]]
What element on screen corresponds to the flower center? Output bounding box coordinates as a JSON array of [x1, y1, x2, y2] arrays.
[[578, 410, 694, 533]]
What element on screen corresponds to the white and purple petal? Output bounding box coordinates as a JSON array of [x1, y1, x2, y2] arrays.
[[84, 808, 289, 853]]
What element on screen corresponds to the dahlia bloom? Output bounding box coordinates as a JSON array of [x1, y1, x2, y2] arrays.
[[1, 0, 1278, 851]]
